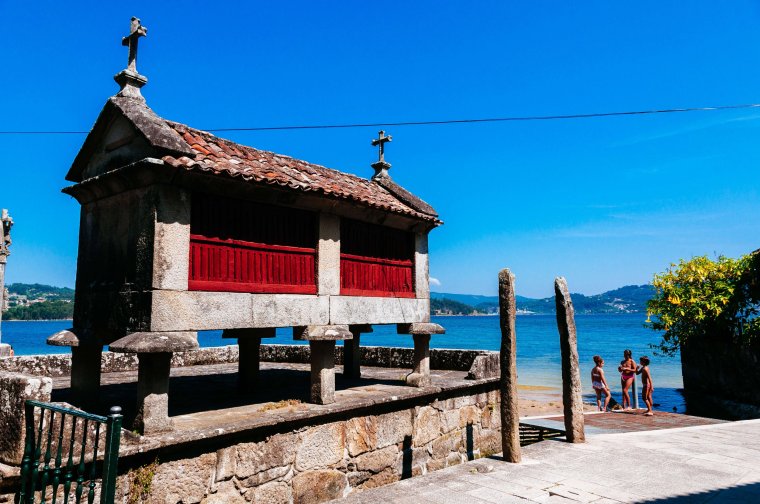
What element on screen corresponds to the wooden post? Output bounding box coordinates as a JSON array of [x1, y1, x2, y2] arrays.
[[555, 277, 585, 443], [498, 269, 521, 463]]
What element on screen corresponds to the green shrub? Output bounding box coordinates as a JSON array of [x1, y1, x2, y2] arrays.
[[647, 252, 760, 355]]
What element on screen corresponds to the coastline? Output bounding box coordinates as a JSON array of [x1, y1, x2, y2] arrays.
[[3, 318, 73, 322]]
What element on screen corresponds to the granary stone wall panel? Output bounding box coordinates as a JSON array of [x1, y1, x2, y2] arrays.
[[74, 186, 158, 339], [149, 291, 329, 331], [103, 387, 500, 504], [152, 185, 191, 291], [328, 296, 430, 325]]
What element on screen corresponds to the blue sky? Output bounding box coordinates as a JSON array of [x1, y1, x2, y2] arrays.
[[2, 1, 759, 298]]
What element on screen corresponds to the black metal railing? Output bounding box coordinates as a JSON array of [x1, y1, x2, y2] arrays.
[[18, 400, 122, 504]]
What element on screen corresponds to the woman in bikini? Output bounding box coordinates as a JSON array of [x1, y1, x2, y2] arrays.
[[618, 349, 636, 410], [591, 356, 611, 411]]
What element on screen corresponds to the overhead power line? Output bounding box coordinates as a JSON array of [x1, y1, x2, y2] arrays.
[[2, 103, 760, 135]]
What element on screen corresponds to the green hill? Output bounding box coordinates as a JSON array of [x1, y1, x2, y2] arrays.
[[430, 297, 484, 315], [7, 283, 74, 300], [3, 283, 75, 320], [432, 284, 654, 315]]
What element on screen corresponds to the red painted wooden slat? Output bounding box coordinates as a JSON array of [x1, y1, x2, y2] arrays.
[[189, 193, 317, 294]]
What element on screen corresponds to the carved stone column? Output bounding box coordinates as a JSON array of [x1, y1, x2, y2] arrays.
[[397, 322, 445, 387], [222, 328, 276, 390], [294, 325, 352, 404], [344, 325, 372, 379], [109, 330, 198, 434]]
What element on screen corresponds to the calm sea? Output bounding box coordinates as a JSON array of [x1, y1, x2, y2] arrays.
[[1, 314, 683, 412]]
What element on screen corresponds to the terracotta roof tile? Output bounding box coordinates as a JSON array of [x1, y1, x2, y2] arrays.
[[162, 121, 440, 223]]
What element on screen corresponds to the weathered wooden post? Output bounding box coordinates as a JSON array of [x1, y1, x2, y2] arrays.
[[554, 276, 585, 443], [0, 209, 13, 357], [499, 269, 521, 462]]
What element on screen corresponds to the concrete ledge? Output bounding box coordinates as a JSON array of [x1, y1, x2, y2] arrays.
[[110, 331, 199, 353]]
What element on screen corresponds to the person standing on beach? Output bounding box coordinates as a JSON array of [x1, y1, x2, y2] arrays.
[[618, 349, 636, 409], [637, 356, 654, 416], [591, 355, 611, 411]]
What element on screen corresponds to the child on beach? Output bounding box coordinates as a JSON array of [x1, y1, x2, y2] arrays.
[[618, 349, 636, 409], [636, 356, 654, 416], [591, 355, 611, 412]]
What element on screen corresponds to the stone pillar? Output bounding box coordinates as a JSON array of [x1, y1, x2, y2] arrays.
[[555, 277, 585, 443], [344, 325, 372, 379], [294, 325, 352, 405], [498, 269, 521, 463], [397, 322, 445, 387], [70, 344, 103, 405], [310, 340, 336, 405], [135, 352, 172, 435], [222, 328, 275, 390], [0, 209, 13, 357], [407, 334, 431, 387]]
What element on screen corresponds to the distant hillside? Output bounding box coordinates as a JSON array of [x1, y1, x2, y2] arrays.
[[430, 297, 484, 316], [432, 285, 654, 315], [3, 283, 74, 320], [7, 283, 74, 300]]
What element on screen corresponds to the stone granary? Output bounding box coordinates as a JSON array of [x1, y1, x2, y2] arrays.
[[50, 18, 444, 434]]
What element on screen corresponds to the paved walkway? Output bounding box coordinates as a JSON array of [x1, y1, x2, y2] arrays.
[[336, 419, 760, 503]]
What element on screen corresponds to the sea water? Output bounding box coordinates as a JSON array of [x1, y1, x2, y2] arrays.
[[1, 313, 683, 411]]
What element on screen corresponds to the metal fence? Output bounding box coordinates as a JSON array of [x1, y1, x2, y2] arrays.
[[18, 400, 122, 504]]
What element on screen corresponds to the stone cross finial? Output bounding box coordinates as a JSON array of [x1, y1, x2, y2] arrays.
[[0, 209, 12, 260], [114, 17, 148, 99], [371, 130, 393, 179], [123, 17, 148, 75]]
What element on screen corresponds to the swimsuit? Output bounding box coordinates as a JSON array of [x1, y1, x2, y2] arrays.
[[621, 373, 634, 381], [592, 370, 605, 390]]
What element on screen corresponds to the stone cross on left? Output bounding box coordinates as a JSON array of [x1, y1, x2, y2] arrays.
[[0, 209, 13, 357], [0, 209, 12, 259]]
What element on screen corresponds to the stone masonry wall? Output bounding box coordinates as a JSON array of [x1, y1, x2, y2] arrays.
[[112, 388, 501, 504], [0, 345, 489, 378]]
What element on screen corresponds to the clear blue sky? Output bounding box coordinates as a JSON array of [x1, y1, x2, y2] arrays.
[[2, 1, 759, 298]]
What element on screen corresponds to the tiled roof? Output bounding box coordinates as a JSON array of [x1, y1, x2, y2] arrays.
[[161, 122, 440, 223]]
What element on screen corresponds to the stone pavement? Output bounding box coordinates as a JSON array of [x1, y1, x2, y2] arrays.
[[335, 419, 760, 503]]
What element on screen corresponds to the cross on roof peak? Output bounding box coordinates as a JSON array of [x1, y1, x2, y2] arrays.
[[370, 130, 392, 179], [114, 17, 149, 99], [371, 130, 392, 163]]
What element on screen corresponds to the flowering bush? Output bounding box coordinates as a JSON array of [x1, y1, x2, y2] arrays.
[[646, 252, 760, 355]]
